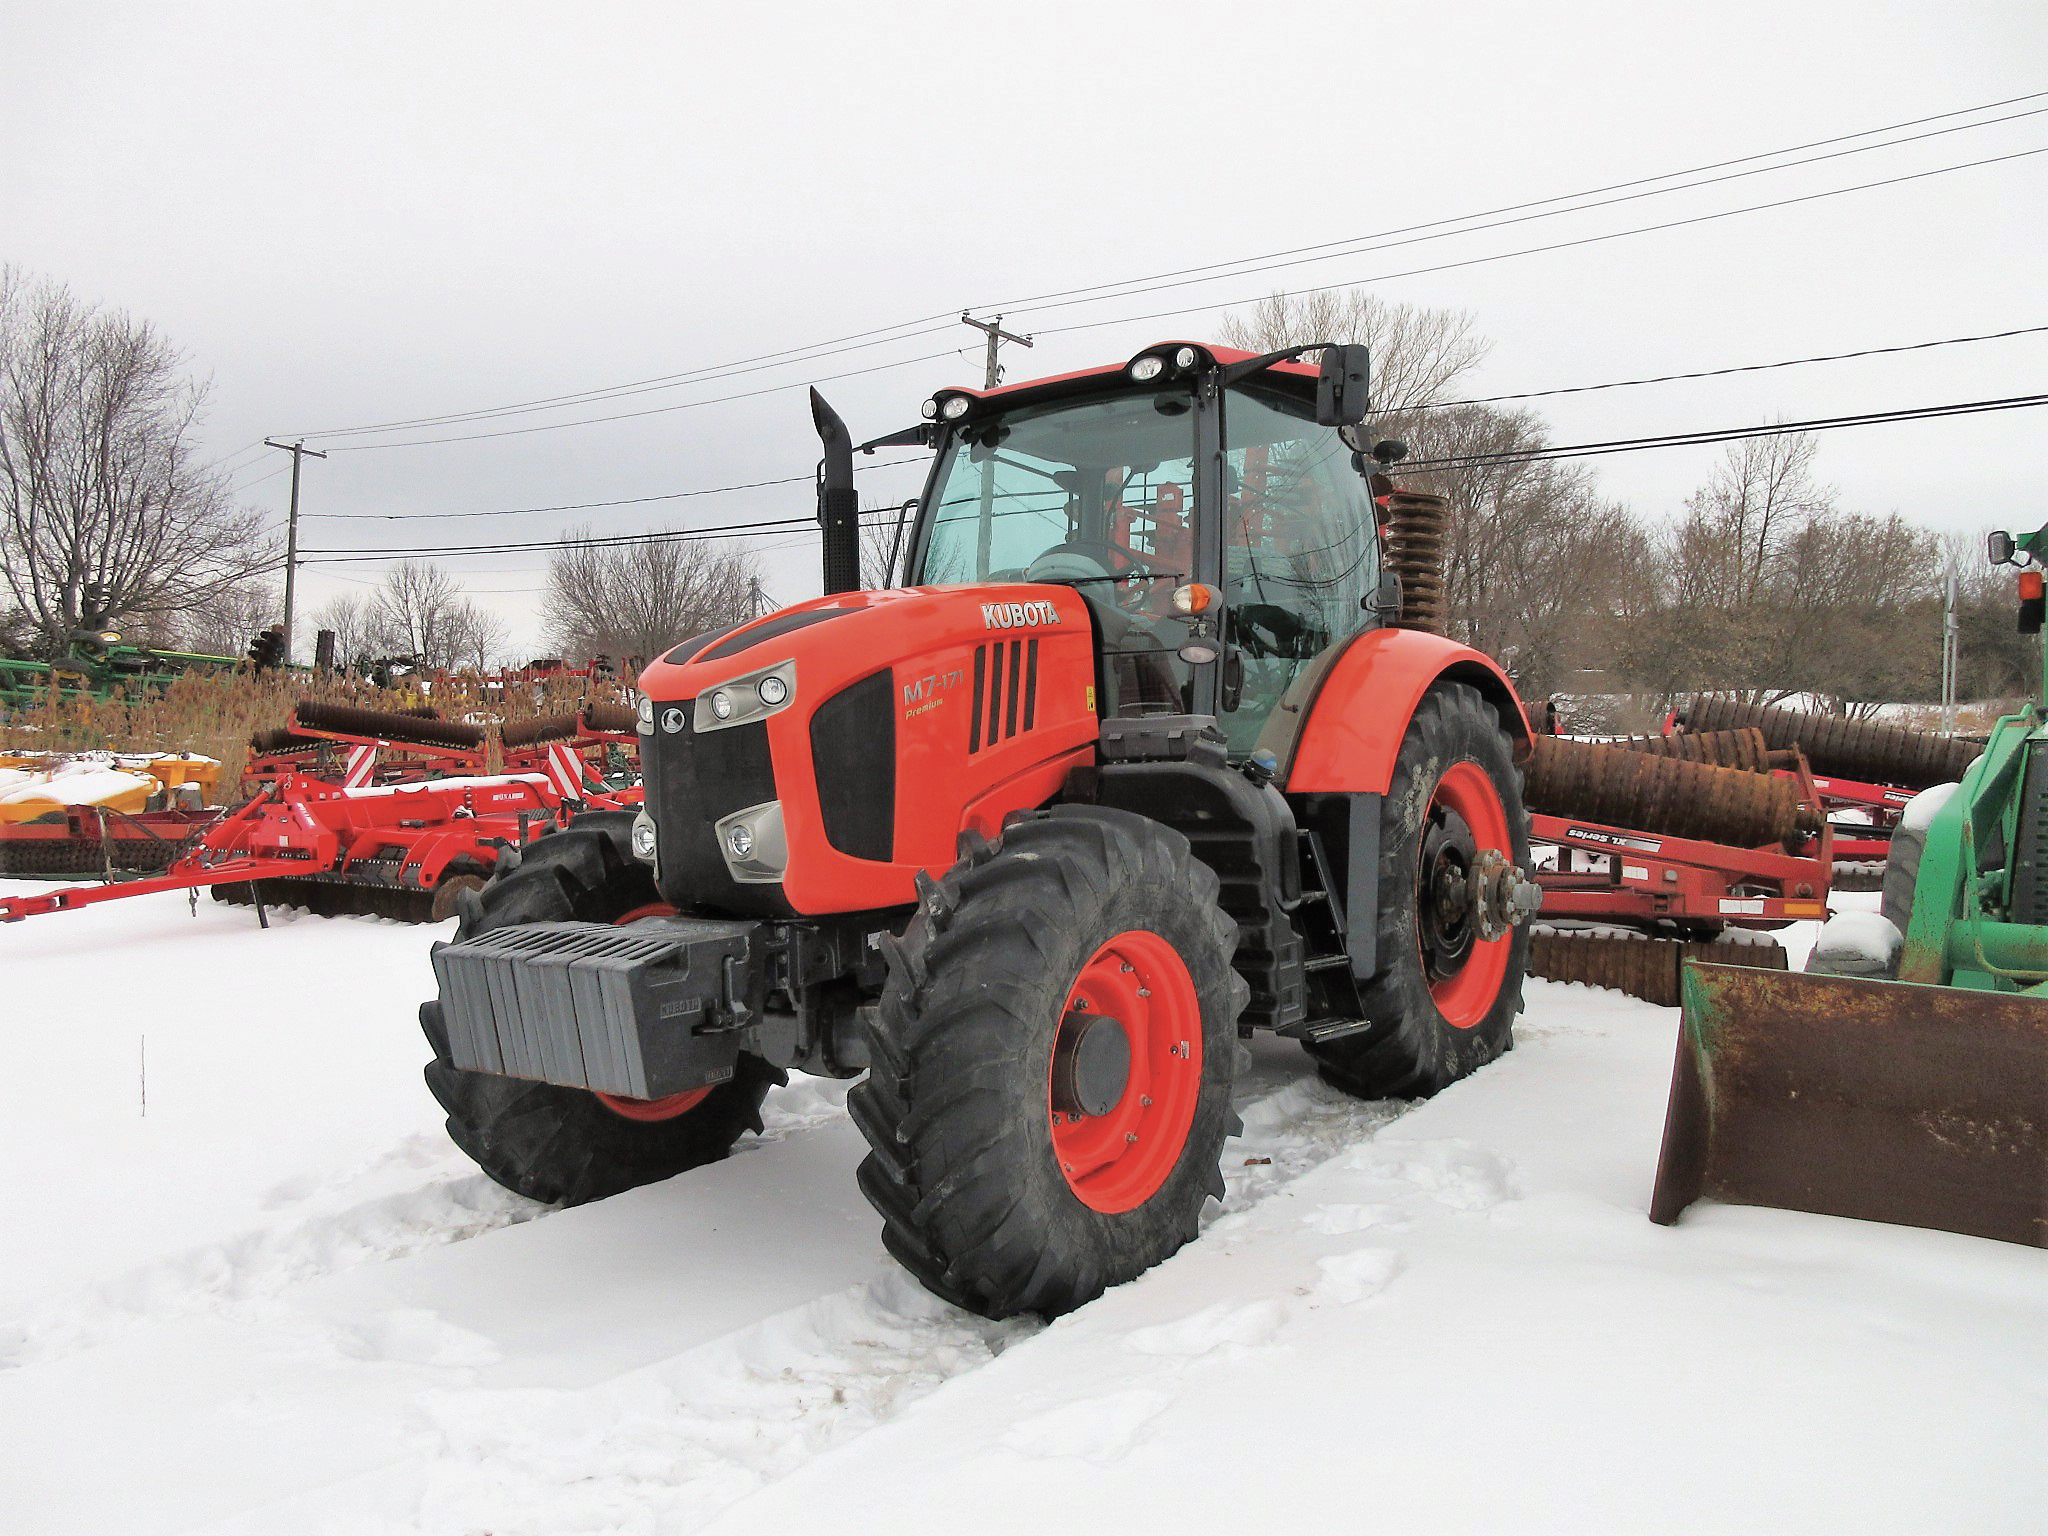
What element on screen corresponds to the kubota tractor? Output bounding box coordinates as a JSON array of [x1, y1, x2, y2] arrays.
[[422, 341, 1543, 1317]]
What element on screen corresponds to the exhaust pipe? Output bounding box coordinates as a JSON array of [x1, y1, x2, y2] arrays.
[[811, 388, 859, 595]]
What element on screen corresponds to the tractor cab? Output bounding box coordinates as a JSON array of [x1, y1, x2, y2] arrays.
[[904, 342, 1382, 756]]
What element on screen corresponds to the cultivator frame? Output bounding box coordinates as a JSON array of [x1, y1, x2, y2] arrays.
[[0, 771, 570, 924]]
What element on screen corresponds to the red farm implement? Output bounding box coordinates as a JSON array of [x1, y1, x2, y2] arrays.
[[1522, 733, 1833, 1003], [0, 770, 576, 925]]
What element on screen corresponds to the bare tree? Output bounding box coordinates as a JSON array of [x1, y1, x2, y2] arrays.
[[177, 577, 280, 658], [1621, 435, 1941, 711], [0, 268, 276, 653], [543, 529, 758, 665], [369, 560, 464, 668], [1219, 288, 1491, 432], [1398, 402, 1652, 700], [308, 591, 376, 671], [862, 504, 916, 589], [444, 599, 511, 673]]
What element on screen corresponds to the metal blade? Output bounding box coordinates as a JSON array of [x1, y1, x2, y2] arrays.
[[1651, 963, 2048, 1247]]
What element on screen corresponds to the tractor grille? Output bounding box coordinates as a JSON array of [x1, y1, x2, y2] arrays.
[[644, 700, 782, 912], [811, 671, 895, 862], [969, 637, 1039, 754]]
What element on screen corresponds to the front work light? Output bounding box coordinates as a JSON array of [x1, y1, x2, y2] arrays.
[[1130, 356, 1165, 382]]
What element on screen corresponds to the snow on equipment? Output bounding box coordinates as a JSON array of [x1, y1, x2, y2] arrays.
[[0, 753, 225, 875], [419, 341, 1551, 1318], [1651, 523, 2048, 1248]]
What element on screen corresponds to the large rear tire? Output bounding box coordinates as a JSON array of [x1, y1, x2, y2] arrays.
[[1308, 682, 1530, 1098], [421, 812, 779, 1206], [851, 807, 1248, 1319]]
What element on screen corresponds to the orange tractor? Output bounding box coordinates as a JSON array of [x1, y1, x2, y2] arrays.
[[423, 342, 1542, 1316]]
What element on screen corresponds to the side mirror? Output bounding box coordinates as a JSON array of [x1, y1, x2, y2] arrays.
[[1316, 344, 1370, 427], [1988, 530, 2018, 566]]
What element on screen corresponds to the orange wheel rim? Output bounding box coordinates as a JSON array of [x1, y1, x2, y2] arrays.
[[1047, 929, 1202, 1214], [1419, 760, 1513, 1030]]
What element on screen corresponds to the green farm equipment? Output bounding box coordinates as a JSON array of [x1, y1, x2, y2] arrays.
[[1650, 522, 2048, 1248]]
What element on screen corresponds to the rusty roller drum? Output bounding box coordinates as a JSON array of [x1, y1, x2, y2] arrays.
[[1609, 727, 1773, 774], [249, 726, 325, 757], [579, 699, 639, 735], [1527, 735, 1814, 849], [500, 712, 582, 749], [293, 700, 486, 751], [1681, 695, 1979, 790], [1529, 930, 1788, 1007], [1381, 489, 1448, 635]]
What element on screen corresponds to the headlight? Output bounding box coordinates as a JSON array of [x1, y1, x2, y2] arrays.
[[636, 693, 655, 730], [694, 659, 796, 734], [631, 817, 657, 859], [714, 800, 786, 883]]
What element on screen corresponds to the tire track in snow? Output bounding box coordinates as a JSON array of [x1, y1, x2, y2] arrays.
[[0, 1075, 860, 1374], [372, 1063, 1413, 1535]]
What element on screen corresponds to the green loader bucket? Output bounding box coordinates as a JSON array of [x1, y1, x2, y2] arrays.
[[1650, 963, 2048, 1247]]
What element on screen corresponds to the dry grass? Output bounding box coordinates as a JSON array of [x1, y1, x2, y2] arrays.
[[1, 670, 625, 797]]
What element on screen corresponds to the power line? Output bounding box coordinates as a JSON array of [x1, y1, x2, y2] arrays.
[[296, 322, 2048, 527], [301, 392, 2048, 566], [289, 320, 959, 442], [301, 457, 925, 522], [320, 346, 959, 452], [998, 105, 2048, 322], [275, 91, 2046, 449], [1401, 393, 2048, 471], [1426, 324, 2048, 410], [1035, 144, 2048, 339], [972, 91, 2048, 315], [312, 142, 2048, 454]]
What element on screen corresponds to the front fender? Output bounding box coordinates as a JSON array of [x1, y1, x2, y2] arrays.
[[1277, 629, 1531, 795]]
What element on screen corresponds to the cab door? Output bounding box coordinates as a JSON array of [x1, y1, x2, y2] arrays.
[[1216, 385, 1383, 758]]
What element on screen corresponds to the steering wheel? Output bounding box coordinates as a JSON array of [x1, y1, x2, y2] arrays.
[[1024, 537, 1155, 584]]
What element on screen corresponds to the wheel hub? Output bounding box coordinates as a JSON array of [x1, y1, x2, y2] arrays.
[[1419, 805, 1480, 979], [1051, 1010, 1132, 1118]]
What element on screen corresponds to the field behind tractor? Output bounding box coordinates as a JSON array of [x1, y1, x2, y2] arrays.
[[0, 883, 2039, 1535], [2, 669, 617, 797]]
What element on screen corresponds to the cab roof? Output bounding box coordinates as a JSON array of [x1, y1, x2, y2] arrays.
[[932, 342, 1321, 417]]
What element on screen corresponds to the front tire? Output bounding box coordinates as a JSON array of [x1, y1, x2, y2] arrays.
[[421, 812, 779, 1206], [1308, 682, 1530, 1099], [851, 807, 1248, 1319]]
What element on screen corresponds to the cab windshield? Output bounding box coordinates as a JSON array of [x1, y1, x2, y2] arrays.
[[915, 387, 1202, 717]]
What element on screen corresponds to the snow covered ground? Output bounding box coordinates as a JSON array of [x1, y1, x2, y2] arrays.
[[1, 882, 2040, 1534]]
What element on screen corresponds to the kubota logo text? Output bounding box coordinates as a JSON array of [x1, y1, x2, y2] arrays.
[[981, 600, 1061, 630]]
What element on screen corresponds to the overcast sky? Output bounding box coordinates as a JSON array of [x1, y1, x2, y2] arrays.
[[5, 1, 2043, 654]]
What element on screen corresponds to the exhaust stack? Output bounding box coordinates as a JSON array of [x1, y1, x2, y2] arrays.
[[811, 389, 859, 595]]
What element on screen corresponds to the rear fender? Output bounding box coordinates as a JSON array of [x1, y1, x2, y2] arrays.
[[1278, 629, 1531, 795]]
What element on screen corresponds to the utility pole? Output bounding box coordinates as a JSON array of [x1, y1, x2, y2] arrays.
[[263, 438, 327, 659], [1940, 568, 1960, 736], [959, 313, 1033, 388]]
